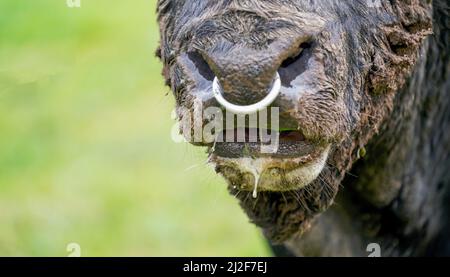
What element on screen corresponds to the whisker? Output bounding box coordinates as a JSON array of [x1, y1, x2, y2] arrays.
[[325, 162, 358, 178], [288, 191, 302, 207], [280, 191, 288, 206], [243, 191, 252, 204], [183, 164, 201, 172]]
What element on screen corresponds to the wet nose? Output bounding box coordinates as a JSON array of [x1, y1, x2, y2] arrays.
[[201, 38, 308, 109]]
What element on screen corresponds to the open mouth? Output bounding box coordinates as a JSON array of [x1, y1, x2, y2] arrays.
[[208, 128, 331, 195], [210, 128, 317, 159]]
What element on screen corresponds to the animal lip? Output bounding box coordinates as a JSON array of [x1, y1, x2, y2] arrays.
[[210, 128, 317, 158], [216, 128, 305, 142]]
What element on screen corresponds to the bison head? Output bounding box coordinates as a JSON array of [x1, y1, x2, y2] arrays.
[[157, 0, 432, 243]]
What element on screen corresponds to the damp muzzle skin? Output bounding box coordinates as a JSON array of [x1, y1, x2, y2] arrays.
[[212, 72, 281, 115]]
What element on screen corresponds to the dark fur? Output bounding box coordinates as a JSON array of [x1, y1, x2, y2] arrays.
[[157, 0, 449, 256]]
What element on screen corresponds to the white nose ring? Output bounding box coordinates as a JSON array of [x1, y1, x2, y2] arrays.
[[212, 72, 281, 114]]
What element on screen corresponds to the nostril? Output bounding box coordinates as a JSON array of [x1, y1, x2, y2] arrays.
[[187, 51, 215, 81], [280, 42, 312, 68]]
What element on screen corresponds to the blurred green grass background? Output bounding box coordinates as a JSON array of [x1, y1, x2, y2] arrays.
[[0, 0, 271, 256]]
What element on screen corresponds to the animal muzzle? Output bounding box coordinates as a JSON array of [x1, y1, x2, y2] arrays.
[[199, 37, 310, 111]]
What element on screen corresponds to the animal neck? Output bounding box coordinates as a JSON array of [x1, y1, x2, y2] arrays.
[[340, 4, 450, 255]]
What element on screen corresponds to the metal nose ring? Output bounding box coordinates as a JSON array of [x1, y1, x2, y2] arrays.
[[212, 72, 281, 114]]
